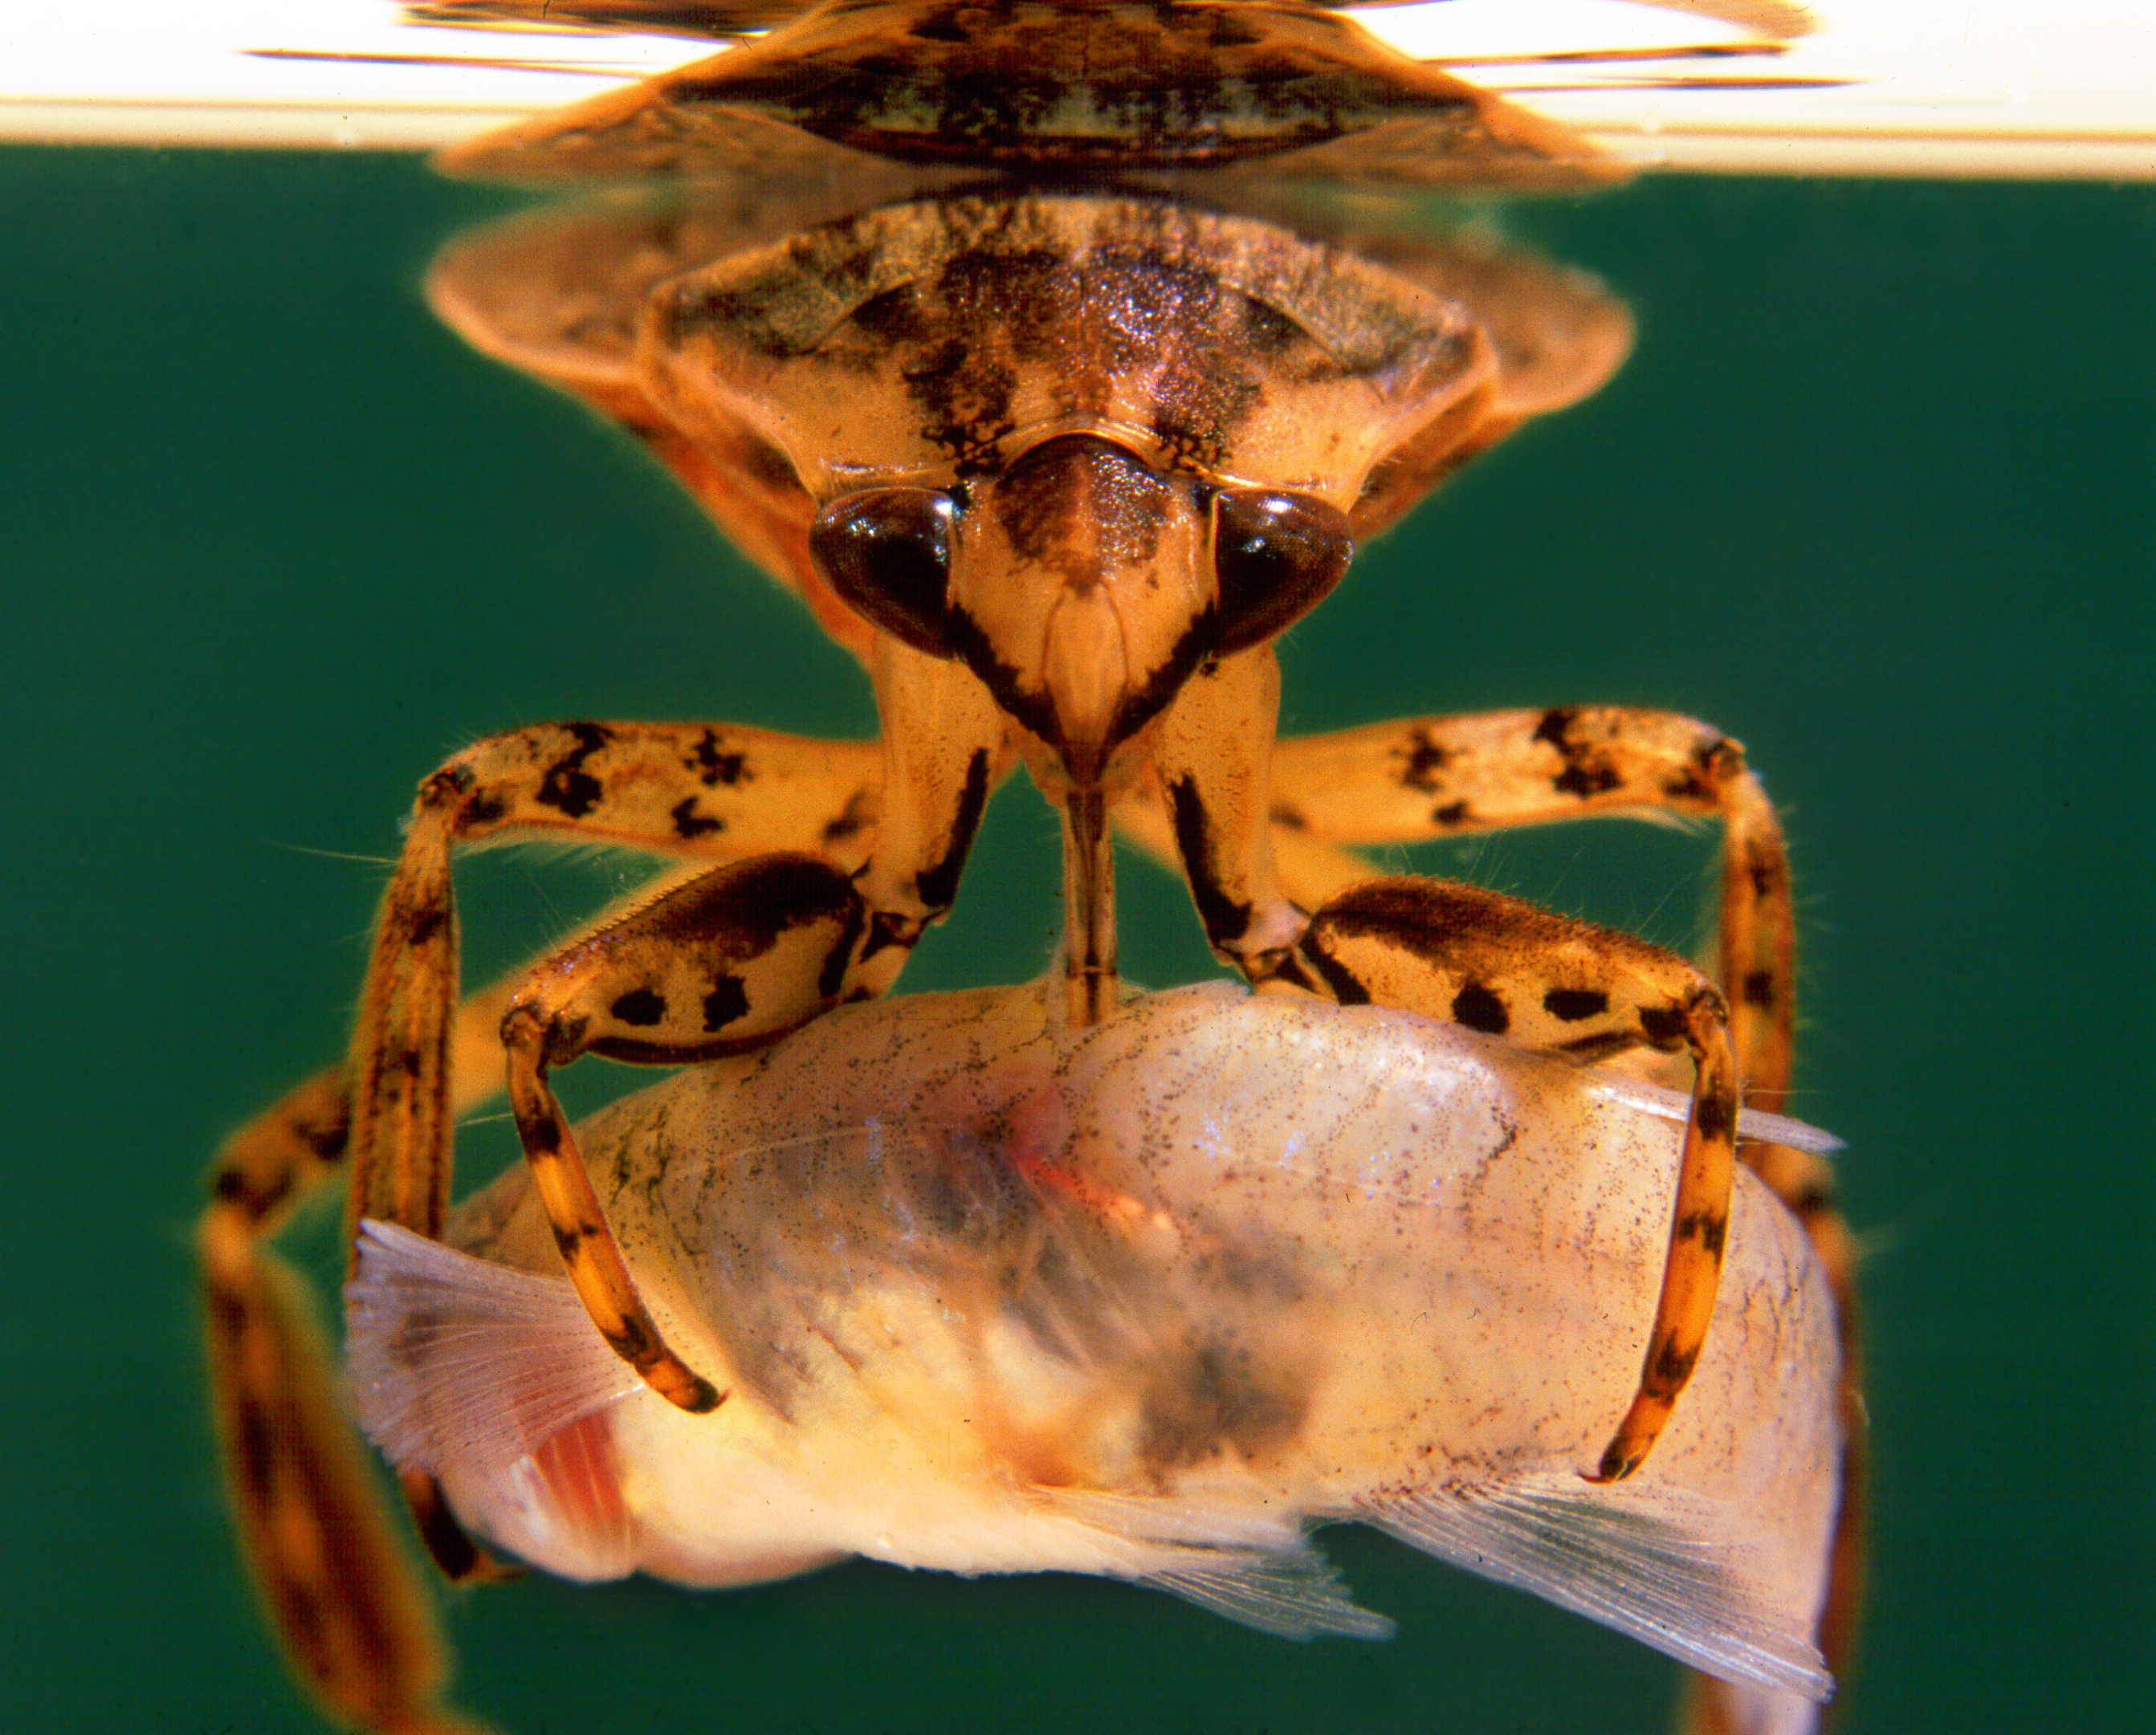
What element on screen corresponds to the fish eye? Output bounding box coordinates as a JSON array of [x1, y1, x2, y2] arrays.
[[810, 488, 958, 658], [1211, 491, 1354, 655]]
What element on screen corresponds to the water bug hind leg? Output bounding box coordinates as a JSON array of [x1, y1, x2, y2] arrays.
[[201, 1081, 491, 1735], [1294, 877, 1739, 1483], [498, 850, 883, 1411], [199, 719, 900, 1733]]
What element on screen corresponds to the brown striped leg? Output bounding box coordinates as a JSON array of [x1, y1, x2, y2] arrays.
[[1129, 700, 1862, 1709], [1139, 690, 1746, 1471], [344, 721, 884, 1254], [199, 715, 958, 1733], [496, 853, 878, 1406], [1258, 705, 1795, 1099], [211, 724, 880, 1288], [340, 712, 984, 1366], [1257, 706, 1861, 1707], [847, 636, 1016, 999], [1294, 877, 1738, 1481], [1681, 1126, 1866, 1733], [1138, 646, 1315, 980], [346, 696, 1004, 1395], [1125, 703, 1794, 1085], [202, 1073, 491, 1735]]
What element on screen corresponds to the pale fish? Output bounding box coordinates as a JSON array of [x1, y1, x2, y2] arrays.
[[349, 981, 1840, 1727]]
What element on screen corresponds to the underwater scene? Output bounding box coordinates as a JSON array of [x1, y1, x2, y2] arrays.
[[3, 132, 2152, 1733]]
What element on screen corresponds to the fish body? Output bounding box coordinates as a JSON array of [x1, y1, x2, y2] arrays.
[[352, 982, 1839, 1714]]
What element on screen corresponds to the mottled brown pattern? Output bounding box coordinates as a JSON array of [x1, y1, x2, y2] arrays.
[[431, 0, 1621, 188]]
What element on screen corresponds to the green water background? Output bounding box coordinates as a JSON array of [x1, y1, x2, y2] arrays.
[[3, 147, 2151, 1732]]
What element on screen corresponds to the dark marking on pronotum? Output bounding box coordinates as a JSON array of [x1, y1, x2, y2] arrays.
[[1543, 986, 1609, 1023], [1432, 799, 1472, 828], [1237, 294, 1302, 360], [1451, 981, 1509, 1036]]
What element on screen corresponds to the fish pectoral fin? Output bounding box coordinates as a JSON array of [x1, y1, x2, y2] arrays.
[[346, 1220, 650, 1579], [348, 1220, 644, 1479], [1145, 1543, 1396, 1642], [1034, 1485, 1392, 1641], [1359, 1470, 1832, 1701]]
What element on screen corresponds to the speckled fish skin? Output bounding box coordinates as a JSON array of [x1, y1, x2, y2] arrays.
[[350, 982, 1838, 1717]]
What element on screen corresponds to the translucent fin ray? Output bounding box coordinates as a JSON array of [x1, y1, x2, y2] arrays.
[[347, 1219, 642, 1478], [1359, 1470, 1832, 1700]]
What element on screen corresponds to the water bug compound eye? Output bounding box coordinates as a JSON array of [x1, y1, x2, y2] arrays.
[[1210, 491, 1355, 654], [811, 488, 958, 658]]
